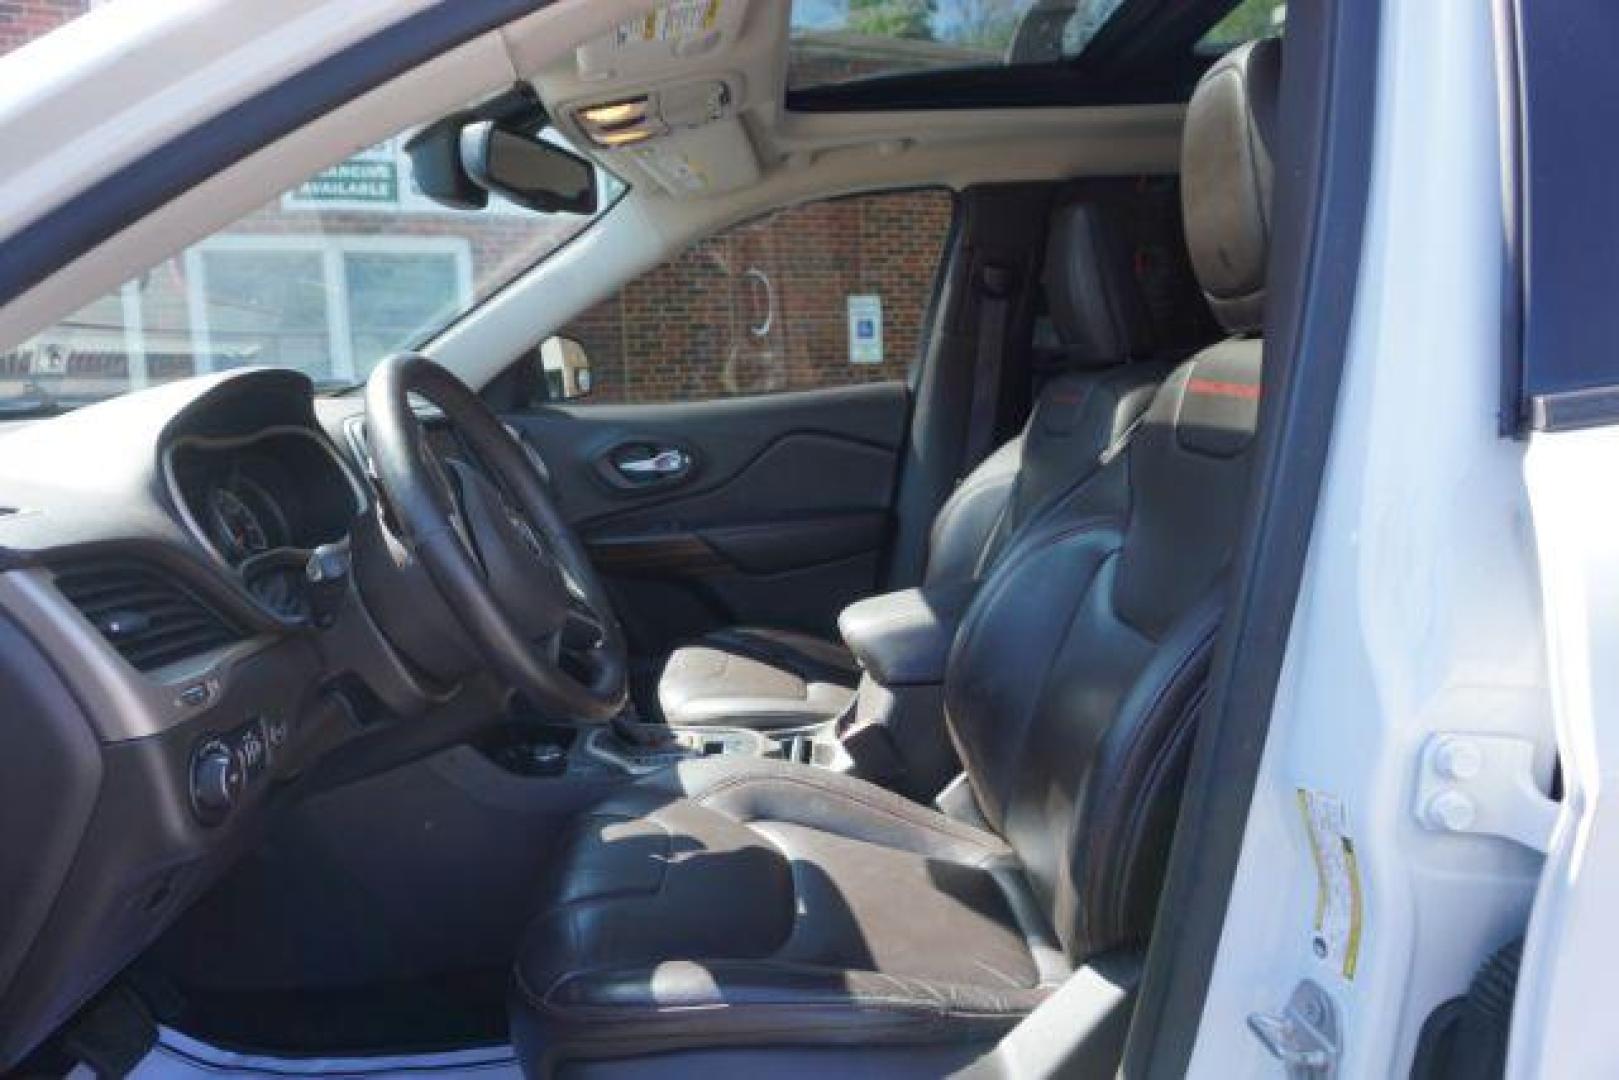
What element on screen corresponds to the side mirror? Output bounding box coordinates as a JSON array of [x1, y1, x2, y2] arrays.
[[539, 336, 593, 400], [459, 122, 596, 216]]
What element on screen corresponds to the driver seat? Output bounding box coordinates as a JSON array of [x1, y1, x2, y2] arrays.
[[510, 38, 1279, 1075]]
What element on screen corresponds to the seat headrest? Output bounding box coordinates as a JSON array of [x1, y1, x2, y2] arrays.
[[1043, 202, 1154, 366], [1180, 37, 1281, 336]]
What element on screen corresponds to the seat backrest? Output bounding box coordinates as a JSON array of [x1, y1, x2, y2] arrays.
[[941, 36, 1280, 963], [923, 203, 1164, 587]]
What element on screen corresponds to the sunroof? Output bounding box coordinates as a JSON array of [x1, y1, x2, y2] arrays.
[[787, 0, 1127, 93]]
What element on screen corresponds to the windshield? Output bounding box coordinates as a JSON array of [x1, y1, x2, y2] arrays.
[[0, 125, 623, 414]]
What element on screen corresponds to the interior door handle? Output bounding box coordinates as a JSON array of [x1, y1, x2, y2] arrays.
[[616, 448, 691, 479]]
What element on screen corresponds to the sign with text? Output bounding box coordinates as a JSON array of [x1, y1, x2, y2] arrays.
[[286, 143, 399, 209], [847, 294, 884, 364], [280, 139, 542, 217], [291, 160, 398, 205]]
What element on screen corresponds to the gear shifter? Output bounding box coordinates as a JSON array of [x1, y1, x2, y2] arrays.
[[608, 708, 671, 749]]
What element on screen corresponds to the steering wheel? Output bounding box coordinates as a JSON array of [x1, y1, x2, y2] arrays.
[[363, 352, 627, 722]]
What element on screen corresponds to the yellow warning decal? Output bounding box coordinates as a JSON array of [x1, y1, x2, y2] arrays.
[[1296, 788, 1364, 980], [616, 1, 724, 47]]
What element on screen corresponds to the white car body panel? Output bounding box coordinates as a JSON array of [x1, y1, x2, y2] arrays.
[[1513, 426, 1619, 1077], [1187, 0, 1559, 1075]]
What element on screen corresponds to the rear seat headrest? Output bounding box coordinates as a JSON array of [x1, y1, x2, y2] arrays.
[[1043, 202, 1154, 366], [1181, 37, 1281, 336]]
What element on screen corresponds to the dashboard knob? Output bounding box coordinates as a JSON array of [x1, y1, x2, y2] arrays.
[[190, 742, 244, 823]]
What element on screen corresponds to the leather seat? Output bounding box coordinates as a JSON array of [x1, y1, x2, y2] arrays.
[[657, 201, 1166, 732], [654, 626, 862, 730], [512, 38, 1280, 1075], [513, 757, 1066, 1066]]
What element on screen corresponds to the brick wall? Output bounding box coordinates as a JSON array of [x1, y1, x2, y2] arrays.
[[0, 0, 87, 56], [564, 190, 954, 403]]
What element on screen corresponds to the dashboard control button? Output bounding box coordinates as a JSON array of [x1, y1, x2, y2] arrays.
[[175, 678, 218, 711], [190, 741, 244, 824], [238, 726, 266, 776]]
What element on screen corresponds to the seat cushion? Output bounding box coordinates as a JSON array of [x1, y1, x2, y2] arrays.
[[656, 627, 860, 731], [511, 758, 1067, 1071]]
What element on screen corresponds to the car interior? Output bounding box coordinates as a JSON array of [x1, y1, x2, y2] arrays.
[[0, 1, 1297, 1076]]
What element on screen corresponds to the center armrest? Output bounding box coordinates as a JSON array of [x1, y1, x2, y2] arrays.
[[838, 580, 978, 687]]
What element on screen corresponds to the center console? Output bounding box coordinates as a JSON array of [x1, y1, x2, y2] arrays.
[[480, 580, 980, 795], [581, 725, 773, 774], [476, 710, 846, 785], [833, 580, 977, 799]]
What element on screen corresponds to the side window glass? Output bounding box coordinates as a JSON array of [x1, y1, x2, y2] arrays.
[[1198, 0, 1286, 51], [544, 189, 953, 404]]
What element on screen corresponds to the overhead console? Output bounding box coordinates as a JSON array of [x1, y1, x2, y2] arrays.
[[535, 0, 775, 199]]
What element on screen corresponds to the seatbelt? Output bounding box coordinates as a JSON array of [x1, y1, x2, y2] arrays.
[[962, 260, 1015, 474]]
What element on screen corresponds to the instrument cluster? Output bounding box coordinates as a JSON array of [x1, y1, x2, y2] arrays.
[[165, 426, 364, 619]]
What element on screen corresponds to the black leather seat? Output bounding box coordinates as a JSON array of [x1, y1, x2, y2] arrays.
[[512, 38, 1279, 1075], [657, 201, 1166, 732]]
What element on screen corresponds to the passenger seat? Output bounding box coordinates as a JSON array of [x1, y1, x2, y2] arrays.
[[657, 202, 1168, 732]]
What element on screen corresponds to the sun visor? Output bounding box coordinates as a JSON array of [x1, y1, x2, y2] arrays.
[[575, 1, 747, 82]]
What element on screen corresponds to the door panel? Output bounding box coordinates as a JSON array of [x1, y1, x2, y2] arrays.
[[498, 189, 954, 681], [504, 380, 908, 660]]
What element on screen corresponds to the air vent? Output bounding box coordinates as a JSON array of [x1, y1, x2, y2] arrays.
[[54, 561, 243, 672]]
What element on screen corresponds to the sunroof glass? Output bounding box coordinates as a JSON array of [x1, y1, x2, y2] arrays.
[[787, 0, 1128, 92]]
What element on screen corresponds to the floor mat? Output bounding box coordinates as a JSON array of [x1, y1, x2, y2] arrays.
[[132, 969, 511, 1056], [122, 1028, 521, 1080]]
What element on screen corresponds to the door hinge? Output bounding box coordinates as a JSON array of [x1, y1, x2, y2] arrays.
[[1248, 979, 1341, 1078], [1413, 733, 1558, 852]]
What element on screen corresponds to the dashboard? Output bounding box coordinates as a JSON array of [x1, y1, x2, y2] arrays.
[[0, 368, 513, 1067]]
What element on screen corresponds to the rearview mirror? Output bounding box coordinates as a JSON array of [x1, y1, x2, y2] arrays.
[[403, 113, 487, 211], [459, 122, 596, 216]]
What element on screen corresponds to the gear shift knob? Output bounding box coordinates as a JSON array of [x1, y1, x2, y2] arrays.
[[609, 710, 672, 749]]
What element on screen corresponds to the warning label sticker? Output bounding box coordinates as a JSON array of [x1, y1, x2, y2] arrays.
[[1297, 788, 1364, 980], [633, 144, 709, 194], [614, 1, 722, 48]]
